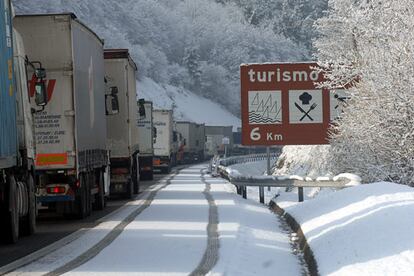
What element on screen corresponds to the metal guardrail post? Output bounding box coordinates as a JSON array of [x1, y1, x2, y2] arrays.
[[259, 186, 264, 203], [298, 187, 304, 202]]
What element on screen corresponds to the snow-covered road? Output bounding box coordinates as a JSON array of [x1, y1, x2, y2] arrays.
[[7, 165, 302, 275]]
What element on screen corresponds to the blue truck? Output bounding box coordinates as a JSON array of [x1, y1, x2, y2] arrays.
[[0, 0, 47, 243]]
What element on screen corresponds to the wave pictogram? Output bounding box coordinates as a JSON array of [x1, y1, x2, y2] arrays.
[[249, 112, 281, 124]]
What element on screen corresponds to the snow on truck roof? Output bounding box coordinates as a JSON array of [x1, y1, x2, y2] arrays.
[[15, 13, 104, 45]]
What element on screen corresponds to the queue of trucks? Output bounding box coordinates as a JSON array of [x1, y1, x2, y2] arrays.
[[0, 4, 236, 243]]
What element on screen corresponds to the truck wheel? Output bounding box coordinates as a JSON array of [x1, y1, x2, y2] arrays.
[[133, 173, 139, 194], [124, 179, 133, 199], [20, 174, 36, 236], [93, 170, 105, 211], [147, 170, 154, 181], [1, 175, 19, 243]]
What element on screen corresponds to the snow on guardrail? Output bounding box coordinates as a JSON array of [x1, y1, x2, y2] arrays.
[[209, 155, 361, 202], [218, 165, 361, 188], [218, 153, 279, 167]]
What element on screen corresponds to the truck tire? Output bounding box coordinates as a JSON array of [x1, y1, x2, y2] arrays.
[[133, 178, 139, 194], [20, 174, 36, 236], [93, 170, 105, 211], [147, 170, 153, 181], [1, 175, 19, 243], [124, 179, 133, 199]]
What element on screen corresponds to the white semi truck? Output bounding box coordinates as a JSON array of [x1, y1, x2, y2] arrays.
[[104, 49, 143, 196], [153, 110, 175, 173], [15, 13, 109, 218], [175, 121, 205, 163], [204, 126, 233, 158], [137, 101, 154, 180]]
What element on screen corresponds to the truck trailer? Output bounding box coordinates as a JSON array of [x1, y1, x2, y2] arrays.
[[137, 100, 154, 180], [0, 1, 48, 243], [204, 126, 233, 158], [175, 122, 205, 163], [104, 49, 142, 196], [14, 13, 109, 218], [153, 110, 175, 173]]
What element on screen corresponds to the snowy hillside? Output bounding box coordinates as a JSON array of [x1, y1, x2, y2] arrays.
[[138, 78, 240, 129], [13, 0, 309, 118]]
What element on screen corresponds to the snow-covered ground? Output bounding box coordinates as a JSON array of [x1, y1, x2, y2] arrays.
[[231, 155, 414, 275], [69, 167, 209, 275], [207, 172, 302, 275], [277, 182, 414, 276], [138, 78, 241, 130], [6, 165, 302, 275], [69, 165, 301, 275]]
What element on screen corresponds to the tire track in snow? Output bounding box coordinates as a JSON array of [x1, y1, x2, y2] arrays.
[[190, 170, 220, 276], [45, 172, 178, 276]]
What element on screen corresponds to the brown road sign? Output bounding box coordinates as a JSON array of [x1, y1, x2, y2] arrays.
[[241, 62, 332, 146]]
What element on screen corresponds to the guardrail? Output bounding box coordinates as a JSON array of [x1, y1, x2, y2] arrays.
[[215, 164, 361, 203], [218, 153, 279, 167]]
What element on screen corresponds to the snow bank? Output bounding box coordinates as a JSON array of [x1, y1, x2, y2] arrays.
[[274, 145, 331, 177], [280, 182, 414, 276], [138, 78, 241, 130], [228, 160, 268, 176], [272, 145, 333, 201]]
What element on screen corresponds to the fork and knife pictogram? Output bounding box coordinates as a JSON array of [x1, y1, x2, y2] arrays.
[[294, 102, 317, 121]]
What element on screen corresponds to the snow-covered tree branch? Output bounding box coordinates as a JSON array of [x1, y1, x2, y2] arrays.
[[314, 0, 414, 185]]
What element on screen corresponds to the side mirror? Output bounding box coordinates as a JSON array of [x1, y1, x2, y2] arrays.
[[105, 86, 119, 115], [35, 82, 47, 106], [35, 68, 46, 79], [138, 98, 146, 119], [173, 131, 178, 142], [111, 95, 119, 114]]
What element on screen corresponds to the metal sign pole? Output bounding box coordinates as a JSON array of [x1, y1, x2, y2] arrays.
[[267, 146, 271, 191], [259, 146, 270, 204]]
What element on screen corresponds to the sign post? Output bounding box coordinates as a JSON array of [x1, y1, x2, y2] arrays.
[[267, 146, 271, 192], [222, 137, 230, 158], [241, 63, 340, 202]]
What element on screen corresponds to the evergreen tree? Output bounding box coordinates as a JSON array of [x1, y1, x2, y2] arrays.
[[183, 44, 202, 92]]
